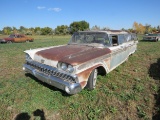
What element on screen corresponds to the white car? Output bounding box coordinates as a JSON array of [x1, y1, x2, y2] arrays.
[[23, 30, 138, 94], [143, 33, 160, 42]]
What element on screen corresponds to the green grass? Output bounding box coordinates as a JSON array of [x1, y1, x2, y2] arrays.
[[0, 35, 160, 120]]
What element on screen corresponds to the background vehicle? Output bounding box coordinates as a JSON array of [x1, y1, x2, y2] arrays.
[[143, 33, 160, 42], [0, 34, 34, 43]]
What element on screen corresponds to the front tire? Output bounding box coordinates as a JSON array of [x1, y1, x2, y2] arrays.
[[86, 69, 98, 90], [7, 41, 12, 44]]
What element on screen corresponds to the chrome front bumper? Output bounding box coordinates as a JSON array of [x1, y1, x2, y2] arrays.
[[23, 64, 82, 94]]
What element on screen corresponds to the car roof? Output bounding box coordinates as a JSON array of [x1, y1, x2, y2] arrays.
[[77, 30, 128, 34]]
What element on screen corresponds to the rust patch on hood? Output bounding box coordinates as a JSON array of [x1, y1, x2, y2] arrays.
[[36, 45, 111, 65]]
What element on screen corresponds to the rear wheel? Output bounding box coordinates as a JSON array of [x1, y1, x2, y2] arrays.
[[86, 69, 98, 90]]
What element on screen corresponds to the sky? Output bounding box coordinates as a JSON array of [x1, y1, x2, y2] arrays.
[[0, 0, 160, 30]]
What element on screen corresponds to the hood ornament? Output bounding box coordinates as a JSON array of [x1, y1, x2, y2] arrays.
[[69, 55, 72, 59]]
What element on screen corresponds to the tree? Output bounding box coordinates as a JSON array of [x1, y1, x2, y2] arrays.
[[133, 22, 145, 34], [152, 27, 157, 33], [41, 27, 52, 35], [2, 27, 12, 35], [133, 22, 139, 33], [55, 25, 69, 35], [36, 30, 42, 35], [69, 21, 89, 34], [157, 26, 160, 31], [12, 27, 18, 34], [144, 24, 152, 34], [101, 27, 110, 30], [34, 27, 41, 35], [34, 27, 41, 33], [139, 23, 145, 34], [0, 30, 2, 34], [26, 27, 35, 35], [127, 28, 135, 33], [19, 26, 27, 34], [121, 28, 125, 31], [91, 25, 100, 31], [19, 26, 26, 32]]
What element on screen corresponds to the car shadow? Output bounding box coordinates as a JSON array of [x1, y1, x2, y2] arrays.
[[25, 73, 70, 97], [152, 89, 160, 120], [148, 58, 160, 80], [14, 109, 46, 120], [33, 109, 46, 120], [14, 112, 30, 120], [139, 40, 156, 42], [148, 58, 160, 119]]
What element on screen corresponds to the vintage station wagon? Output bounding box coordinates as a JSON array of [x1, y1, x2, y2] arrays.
[[23, 30, 138, 94]]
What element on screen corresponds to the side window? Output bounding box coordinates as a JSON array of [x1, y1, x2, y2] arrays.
[[111, 35, 118, 46], [125, 34, 131, 41], [118, 34, 125, 44]]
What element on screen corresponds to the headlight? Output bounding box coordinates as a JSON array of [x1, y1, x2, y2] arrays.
[[61, 63, 67, 71], [67, 65, 74, 73], [26, 53, 32, 60], [58, 62, 74, 73]]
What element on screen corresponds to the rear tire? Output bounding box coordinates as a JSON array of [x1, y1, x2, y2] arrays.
[[86, 69, 98, 90]]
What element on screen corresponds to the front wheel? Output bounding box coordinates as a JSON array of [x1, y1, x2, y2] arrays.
[[7, 41, 12, 44], [86, 69, 98, 90]]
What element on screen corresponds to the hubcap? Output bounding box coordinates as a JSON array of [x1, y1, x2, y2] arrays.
[[93, 69, 98, 88]]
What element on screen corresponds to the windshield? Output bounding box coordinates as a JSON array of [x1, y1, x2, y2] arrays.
[[9, 35, 15, 38], [69, 32, 110, 47]]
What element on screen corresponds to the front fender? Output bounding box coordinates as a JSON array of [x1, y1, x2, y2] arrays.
[[77, 64, 107, 88]]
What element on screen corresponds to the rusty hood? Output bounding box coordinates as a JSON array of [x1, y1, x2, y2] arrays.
[[35, 45, 111, 66]]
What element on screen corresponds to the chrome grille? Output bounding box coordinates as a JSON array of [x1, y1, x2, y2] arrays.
[[26, 61, 76, 83]]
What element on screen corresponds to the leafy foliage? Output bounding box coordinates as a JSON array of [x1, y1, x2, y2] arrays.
[[41, 27, 52, 35], [69, 20, 89, 34], [55, 25, 69, 35], [132, 21, 160, 34]]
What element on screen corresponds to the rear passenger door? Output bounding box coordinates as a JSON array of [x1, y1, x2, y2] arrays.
[[109, 34, 128, 71]]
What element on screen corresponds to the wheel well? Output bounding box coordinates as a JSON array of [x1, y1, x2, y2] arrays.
[[97, 66, 106, 76]]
